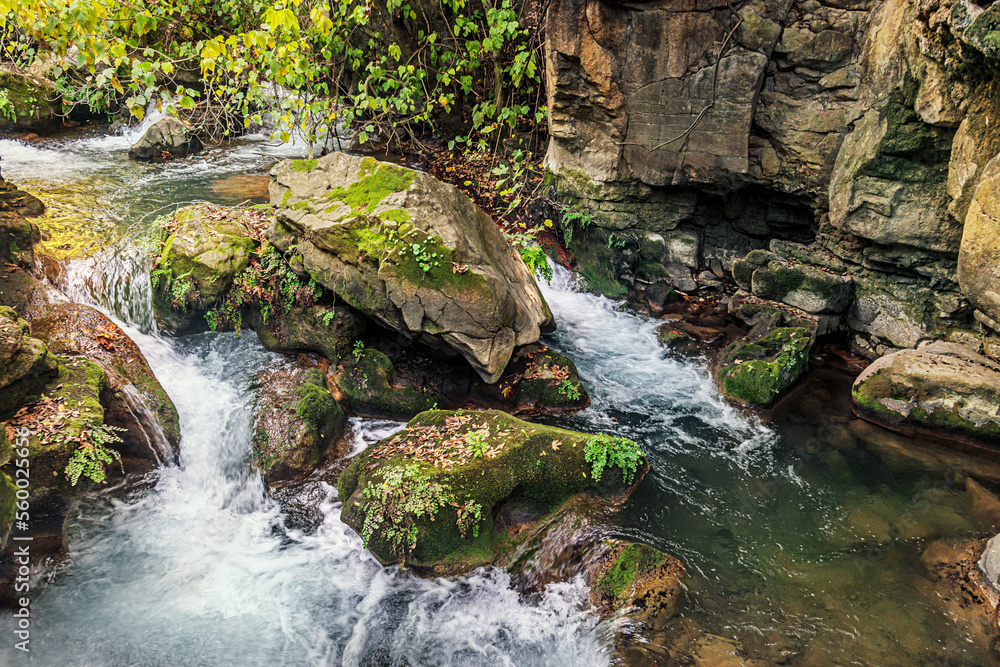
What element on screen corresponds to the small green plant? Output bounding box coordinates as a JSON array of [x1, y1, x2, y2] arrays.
[[506, 230, 552, 282], [464, 429, 489, 458], [454, 499, 484, 539], [359, 463, 452, 556], [65, 424, 126, 486], [353, 340, 365, 361], [558, 380, 581, 401], [0, 90, 16, 122], [584, 434, 644, 484], [607, 233, 628, 249], [401, 235, 444, 274], [560, 207, 593, 246], [320, 310, 337, 327], [204, 310, 218, 332]]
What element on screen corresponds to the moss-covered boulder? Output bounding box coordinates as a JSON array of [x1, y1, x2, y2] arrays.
[[2, 357, 116, 527], [252, 362, 345, 484], [333, 347, 441, 419], [852, 342, 1000, 446], [500, 344, 590, 411], [268, 153, 554, 383], [0, 305, 58, 415], [128, 117, 204, 160], [962, 2, 1000, 63], [337, 409, 647, 572], [251, 301, 366, 362], [151, 204, 257, 333], [715, 320, 812, 408], [0, 67, 60, 135]]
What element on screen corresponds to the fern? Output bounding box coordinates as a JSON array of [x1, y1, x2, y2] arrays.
[[65, 424, 126, 486]]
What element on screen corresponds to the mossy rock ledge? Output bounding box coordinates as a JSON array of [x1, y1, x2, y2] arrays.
[[0, 67, 60, 134], [251, 362, 345, 484], [852, 341, 1000, 446], [501, 343, 590, 411], [267, 152, 554, 383], [337, 409, 648, 573]]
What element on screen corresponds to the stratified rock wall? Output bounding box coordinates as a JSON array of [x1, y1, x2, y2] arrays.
[[545, 0, 1000, 358]]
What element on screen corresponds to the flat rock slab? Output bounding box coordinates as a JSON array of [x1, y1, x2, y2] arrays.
[[852, 341, 1000, 446]]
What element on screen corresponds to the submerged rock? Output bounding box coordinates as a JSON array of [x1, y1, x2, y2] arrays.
[[589, 540, 685, 624], [333, 347, 441, 420], [128, 117, 204, 160], [337, 409, 647, 572], [852, 341, 1000, 446], [715, 315, 812, 409], [268, 153, 554, 382], [251, 361, 344, 484]]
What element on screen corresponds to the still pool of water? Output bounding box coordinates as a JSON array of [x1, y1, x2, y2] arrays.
[[0, 128, 997, 665]]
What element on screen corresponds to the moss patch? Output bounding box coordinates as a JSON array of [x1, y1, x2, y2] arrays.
[[292, 159, 318, 173], [323, 162, 416, 213], [600, 542, 668, 603]]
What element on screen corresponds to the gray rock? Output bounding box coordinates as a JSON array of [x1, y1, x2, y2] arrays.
[[852, 341, 1000, 445], [268, 153, 554, 382], [128, 117, 204, 160]]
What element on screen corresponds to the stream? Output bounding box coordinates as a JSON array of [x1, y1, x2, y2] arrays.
[[0, 125, 996, 665]]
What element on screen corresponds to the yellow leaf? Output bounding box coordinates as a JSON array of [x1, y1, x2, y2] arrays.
[[543, 219, 553, 227], [110, 77, 124, 95]]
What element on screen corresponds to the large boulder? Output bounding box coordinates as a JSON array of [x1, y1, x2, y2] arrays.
[[0, 67, 60, 135], [128, 117, 204, 160], [958, 154, 1000, 327], [268, 153, 554, 382], [732, 248, 853, 315], [852, 341, 1000, 446], [251, 361, 344, 484], [337, 409, 647, 572]]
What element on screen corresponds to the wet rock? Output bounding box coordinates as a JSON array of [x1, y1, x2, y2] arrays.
[[128, 117, 204, 160], [501, 344, 590, 412], [251, 360, 344, 484], [0, 67, 60, 134], [733, 249, 853, 315], [29, 301, 181, 460], [337, 409, 647, 572], [150, 204, 256, 333], [333, 347, 441, 419], [589, 540, 685, 624], [268, 153, 554, 382], [919, 539, 998, 638], [0, 427, 14, 551], [250, 301, 366, 363], [716, 317, 812, 409], [0, 305, 58, 414], [852, 341, 1000, 446]]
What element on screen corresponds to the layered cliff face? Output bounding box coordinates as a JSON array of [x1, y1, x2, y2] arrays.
[[545, 0, 1000, 357]]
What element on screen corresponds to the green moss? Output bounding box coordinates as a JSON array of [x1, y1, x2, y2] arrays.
[[280, 188, 293, 208], [0, 470, 15, 549], [600, 543, 668, 602], [323, 163, 416, 213], [292, 159, 318, 172], [295, 369, 340, 432], [378, 208, 412, 223]]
